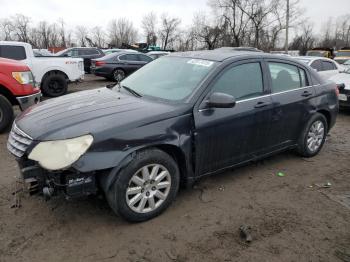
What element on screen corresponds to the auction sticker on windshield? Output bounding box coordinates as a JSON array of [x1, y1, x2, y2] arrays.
[[187, 59, 214, 67]]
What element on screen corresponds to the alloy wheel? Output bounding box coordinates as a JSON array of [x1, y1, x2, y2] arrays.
[[113, 70, 125, 82], [126, 164, 171, 214], [307, 120, 325, 153]]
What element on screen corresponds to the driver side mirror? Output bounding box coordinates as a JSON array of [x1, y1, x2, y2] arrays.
[[207, 92, 236, 109]]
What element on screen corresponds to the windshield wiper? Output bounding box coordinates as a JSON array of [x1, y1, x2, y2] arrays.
[[121, 85, 142, 98]]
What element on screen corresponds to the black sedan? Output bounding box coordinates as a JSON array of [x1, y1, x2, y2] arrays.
[[91, 52, 153, 81], [8, 50, 338, 222]]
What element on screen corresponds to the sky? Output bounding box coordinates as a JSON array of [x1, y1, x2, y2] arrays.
[[0, 0, 349, 37]]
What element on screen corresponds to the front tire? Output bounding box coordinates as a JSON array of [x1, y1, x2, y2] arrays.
[[41, 72, 68, 97], [106, 149, 180, 222], [297, 113, 328, 157], [0, 95, 14, 133]]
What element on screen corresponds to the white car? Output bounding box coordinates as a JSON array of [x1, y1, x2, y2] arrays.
[[147, 51, 170, 60], [342, 60, 350, 69], [295, 56, 343, 80], [0, 41, 84, 97], [329, 67, 350, 107]]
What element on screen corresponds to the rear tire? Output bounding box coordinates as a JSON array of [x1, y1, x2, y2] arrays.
[[41, 72, 68, 97], [0, 95, 14, 133], [106, 149, 180, 222], [296, 113, 328, 158], [112, 69, 126, 82]]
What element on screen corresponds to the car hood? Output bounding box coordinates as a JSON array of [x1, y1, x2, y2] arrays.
[[16, 88, 189, 141], [329, 73, 350, 90]]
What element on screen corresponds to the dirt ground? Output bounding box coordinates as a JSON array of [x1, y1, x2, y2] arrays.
[[0, 75, 349, 262]]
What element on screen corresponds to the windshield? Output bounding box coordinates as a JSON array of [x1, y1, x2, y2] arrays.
[[118, 57, 217, 101], [336, 51, 350, 57]]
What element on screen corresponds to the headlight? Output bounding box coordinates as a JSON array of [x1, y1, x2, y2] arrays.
[[12, 71, 35, 85], [28, 135, 93, 171]]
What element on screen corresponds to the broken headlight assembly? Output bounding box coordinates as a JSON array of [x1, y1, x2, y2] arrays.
[[28, 135, 93, 171]]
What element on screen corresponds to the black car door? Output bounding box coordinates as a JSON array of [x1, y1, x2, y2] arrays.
[[193, 60, 273, 176], [118, 54, 142, 74], [265, 59, 315, 149], [138, 54, 153, 67]]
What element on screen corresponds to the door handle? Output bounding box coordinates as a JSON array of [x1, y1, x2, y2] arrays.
[[254, 101, 271, 108], [301, 91, 313, 97]]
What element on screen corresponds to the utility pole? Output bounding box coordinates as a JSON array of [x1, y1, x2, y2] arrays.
[[285, 0, 290, 54]]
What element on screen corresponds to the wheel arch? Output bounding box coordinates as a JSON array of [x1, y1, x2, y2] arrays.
[[0, 85, 17, 105], [317, 109, 331, 132], [99, 144, 190, 192], [41, 70, 69, 88]]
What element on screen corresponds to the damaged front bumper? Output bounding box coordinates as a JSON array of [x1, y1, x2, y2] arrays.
[[18, 159, 98, 199]]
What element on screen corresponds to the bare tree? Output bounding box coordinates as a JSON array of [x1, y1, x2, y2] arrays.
[[91, 26, 106, 48], [210, 0, 250, 47], [37, 21, 51, 48], [75, 25, 89, 46], [142, 12, 158, 45], [193, 12, 223, 50], [0, 18, 14, 40], [158, 13, 181, 50], [290, 22, 315, 55], [12, 14, 31, 42], [57, 18, 67, 47], [108, 18, 138, 48], [175, 28, 199, 51]]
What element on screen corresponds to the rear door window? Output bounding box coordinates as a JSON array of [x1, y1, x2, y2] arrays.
[[119, 54, 139, 61], [321, 61, 337, 71], [83, 49, 100, 55], [310, 60, 323, 71], [268, 62, 308, 93], [0, 45, 26, 60], [211, 62, 264, 101], [138, 54, 153, 62]]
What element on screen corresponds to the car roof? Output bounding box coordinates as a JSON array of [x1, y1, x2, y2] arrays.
[[147, 51, 170, 54], [0, 41, 31, 47], [295, 56, 335, 62], [168, 50, 300, 63]]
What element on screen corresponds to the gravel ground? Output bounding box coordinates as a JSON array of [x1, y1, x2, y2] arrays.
[[0, 75, 349, 262]]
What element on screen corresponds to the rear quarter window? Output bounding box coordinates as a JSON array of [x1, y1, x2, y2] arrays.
[[268, 62, 309, 92], [0, 45, 26, 60]]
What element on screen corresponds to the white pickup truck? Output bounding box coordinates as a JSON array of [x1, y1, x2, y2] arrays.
[[0, 41, 84, 97]]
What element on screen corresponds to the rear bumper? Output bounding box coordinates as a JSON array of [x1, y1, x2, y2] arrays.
[[16, 92, 42, 111]]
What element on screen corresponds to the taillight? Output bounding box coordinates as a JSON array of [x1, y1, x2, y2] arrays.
[[95, 61, 106, 66], [335, 85, 340, 97]]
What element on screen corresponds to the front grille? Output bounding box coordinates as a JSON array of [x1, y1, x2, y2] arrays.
[[7, 124, 33, 158]]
